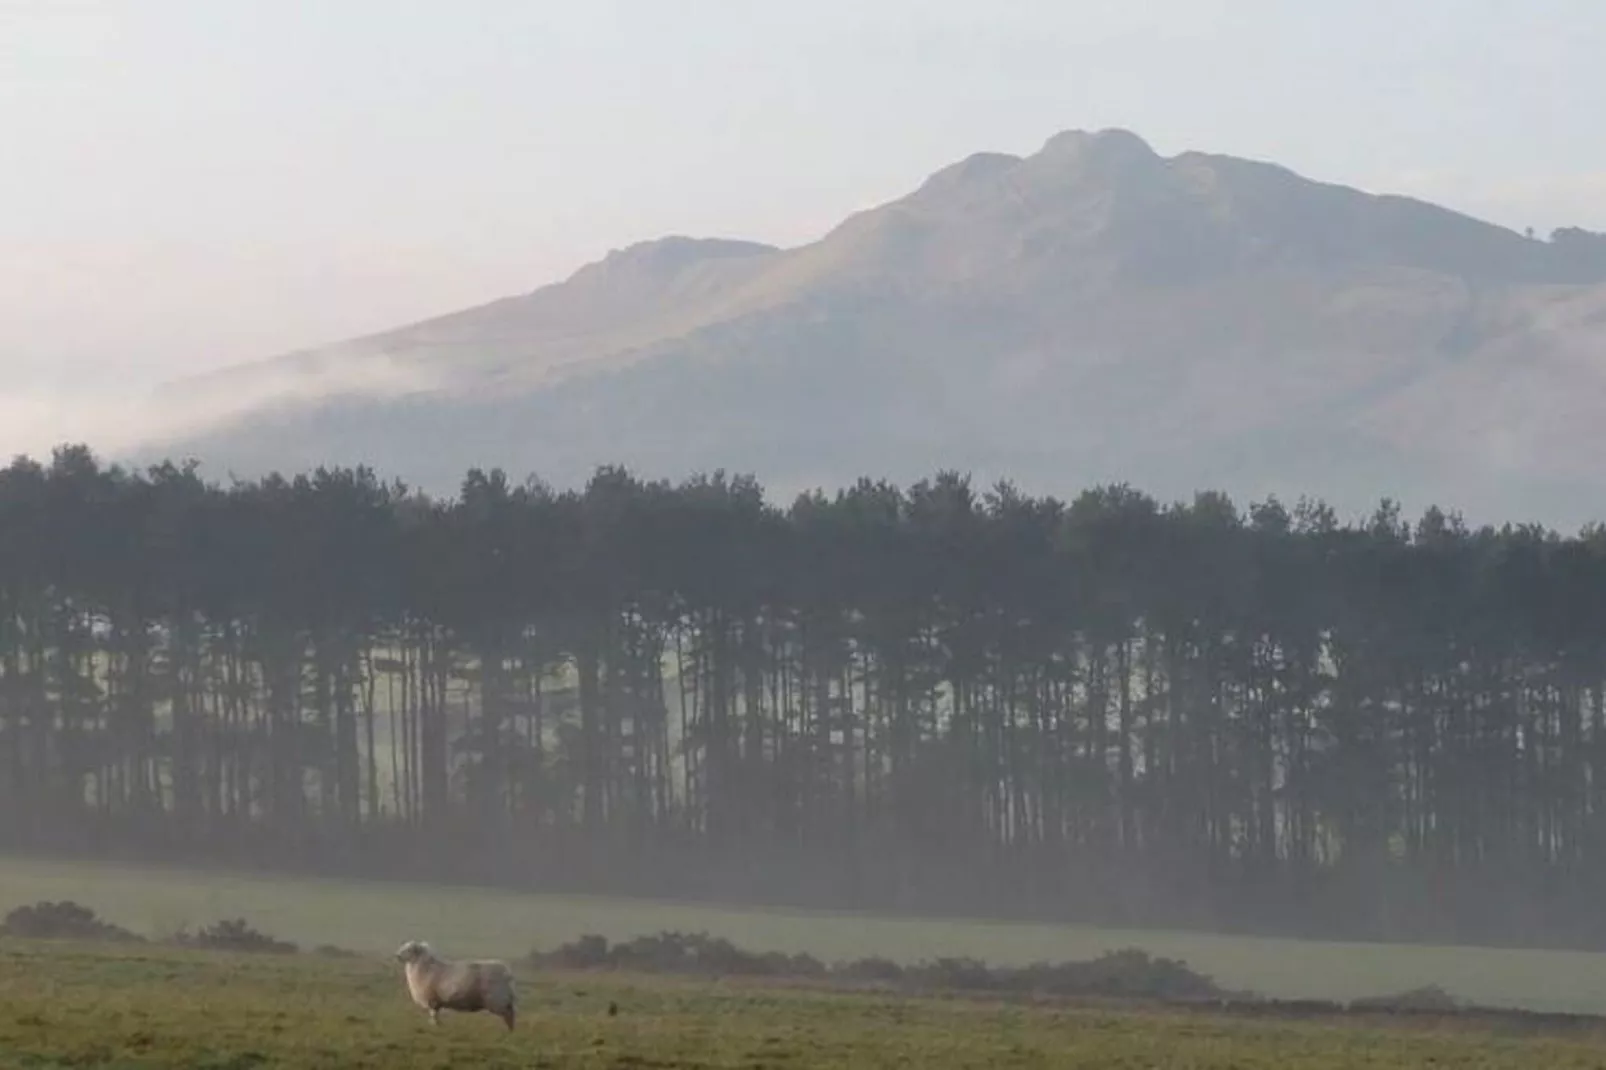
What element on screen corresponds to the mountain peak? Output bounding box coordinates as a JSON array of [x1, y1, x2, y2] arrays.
[[1038, 127, 1159, 166], [148, 126, 1606, 529]]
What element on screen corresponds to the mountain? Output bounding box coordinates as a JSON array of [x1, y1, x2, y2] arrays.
[[135, 128, 1606, 528]]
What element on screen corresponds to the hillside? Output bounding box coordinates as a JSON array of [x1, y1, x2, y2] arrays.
[[135, 129, 1606, 527]]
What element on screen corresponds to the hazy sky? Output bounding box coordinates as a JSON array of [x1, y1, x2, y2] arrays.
[[4, 0, 1604, 433]]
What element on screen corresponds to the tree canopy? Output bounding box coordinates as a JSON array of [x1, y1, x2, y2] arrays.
[[4, 443, 1605, 949]]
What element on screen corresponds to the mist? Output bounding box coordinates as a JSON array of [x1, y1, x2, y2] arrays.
[[0, 345, 448, 466]]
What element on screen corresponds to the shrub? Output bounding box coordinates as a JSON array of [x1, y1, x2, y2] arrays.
[[541, 933, 611, 969], [529, 930, 1228, 1003], [170, 918, 297, 955], [907, 956, 996, 992], [890, 948, 1225, 1001], [835, 956, 905, 984], [1019, 948, 1224, 1001], [531, 931, 824, 978], [1350, 984, 1462, 1013], [0, 900, 143, 943]]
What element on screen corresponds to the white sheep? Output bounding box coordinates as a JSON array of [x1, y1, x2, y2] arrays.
[[394, 939, 517, 1031]]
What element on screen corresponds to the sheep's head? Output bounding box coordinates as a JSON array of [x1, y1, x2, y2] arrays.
[[394, 940, 433, 965]]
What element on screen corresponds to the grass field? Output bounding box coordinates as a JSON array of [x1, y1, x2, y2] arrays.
[[4, 939, 1606, 1069], [5, 853, 1606, 1016]]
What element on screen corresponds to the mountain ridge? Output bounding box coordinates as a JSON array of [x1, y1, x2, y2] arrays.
[[133, 128, 1606, 528]]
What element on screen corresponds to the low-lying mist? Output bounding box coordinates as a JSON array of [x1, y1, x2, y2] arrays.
[[0, 344, 446, 465]]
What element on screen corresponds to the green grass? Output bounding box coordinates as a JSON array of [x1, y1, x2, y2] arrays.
[[3, 940, 1606, 1069], [5, 853, 1606, 1015]]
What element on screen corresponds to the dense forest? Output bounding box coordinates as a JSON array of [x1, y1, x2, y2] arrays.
[[4, 444, 1606, 950]]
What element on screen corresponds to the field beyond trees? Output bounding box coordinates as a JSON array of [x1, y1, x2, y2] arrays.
[[2, 936, 1605, 1069], [6, 855, 1606, 1015], [7, 447, 1606, 951]]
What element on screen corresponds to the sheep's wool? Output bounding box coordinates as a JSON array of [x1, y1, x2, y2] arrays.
[[396, 941, 517, 1029]]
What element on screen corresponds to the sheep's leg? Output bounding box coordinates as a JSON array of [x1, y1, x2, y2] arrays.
[[498, 1006, 515, 1031], [428, 1007, 440, 1027]]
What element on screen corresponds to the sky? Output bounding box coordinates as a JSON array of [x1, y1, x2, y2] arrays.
[[3, 0, 1605, 454]]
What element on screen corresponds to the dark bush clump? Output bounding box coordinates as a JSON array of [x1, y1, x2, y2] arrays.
[[532, 931, 824, 978], [312, 943, 358, 958], [835, 956, 905, 984], [530, 931, 1228, 1003], [170, 917, 298, 955], [1350, 984, 1462, 1013], [544, 933, 611, 969], [0, 900, 143, 943], [906, 956, 997, 992], [894, 948, 1225, 1001], [1016, 948, 1225, 1001], [1248, 998, 1347, 1017]]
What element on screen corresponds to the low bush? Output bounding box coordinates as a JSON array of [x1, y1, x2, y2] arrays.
[[1015, 947, 1225, 1001], [1350, 984, 1462, 1013], [835, 956, 904, 984], [170, 917, 298, 955], [0, 900, 143, 943], [906, 956, 995, 991], [530, 932, 1228, 1002], [532, 931, 826, 978], [528, 931, 1480, 1014]]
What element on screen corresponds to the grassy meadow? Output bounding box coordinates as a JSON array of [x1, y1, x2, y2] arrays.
[[4, 854, 1606, 1016], [4, 939, 1606, 1069]]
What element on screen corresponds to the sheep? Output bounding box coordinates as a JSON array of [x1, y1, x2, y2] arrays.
[[394, 939, 517, 1031]]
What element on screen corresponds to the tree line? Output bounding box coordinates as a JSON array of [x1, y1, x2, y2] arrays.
[[5, 443, 1606, 949]]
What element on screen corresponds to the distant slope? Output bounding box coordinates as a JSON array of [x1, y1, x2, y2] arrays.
[[135, 129, 1606, 527]]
